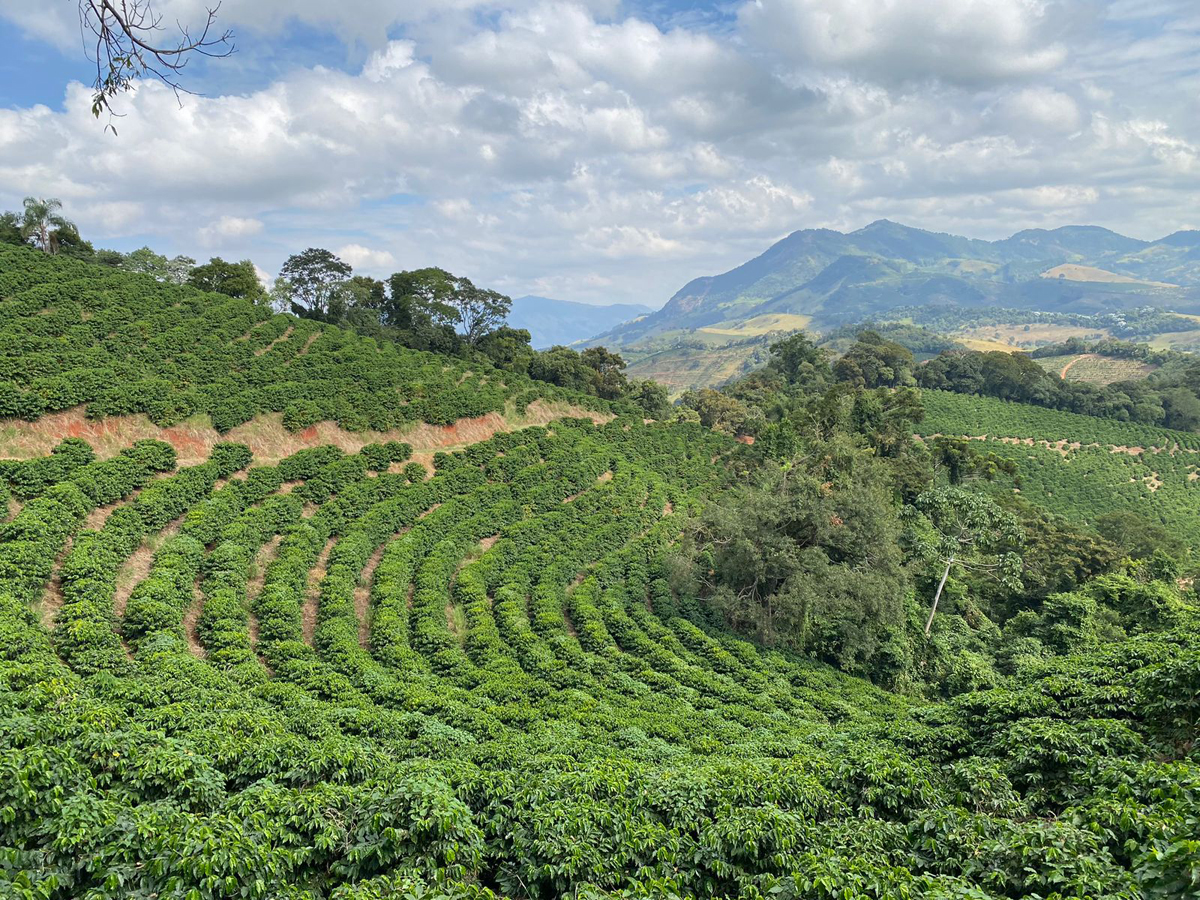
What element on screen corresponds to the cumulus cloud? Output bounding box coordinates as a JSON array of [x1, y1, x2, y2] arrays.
[[336, 243, 397, 271], [0, 0, 1198, 306], [740, 0, 1068, 86], [199, 216, 265, 246]]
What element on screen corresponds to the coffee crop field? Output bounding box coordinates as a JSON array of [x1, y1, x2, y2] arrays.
[[1, 254, 1198, 900]]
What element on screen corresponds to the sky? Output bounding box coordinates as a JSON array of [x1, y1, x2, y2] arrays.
[[1, 1, 1199, 308]]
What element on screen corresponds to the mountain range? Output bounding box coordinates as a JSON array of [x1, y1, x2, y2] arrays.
[[589, 220, 1200, 349], [506, 295, 653, 348]]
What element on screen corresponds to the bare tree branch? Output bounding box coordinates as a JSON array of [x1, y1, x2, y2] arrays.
[[78, 0, 234, 131]]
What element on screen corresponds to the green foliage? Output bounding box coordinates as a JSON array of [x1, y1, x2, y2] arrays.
[[832, 329, 916, 387], [187, 256, 266, 300], [0, 245, 611, 435], [677, 440, 909, 674], [0, 252, 1198, 900], [280, 247, 354, 319]]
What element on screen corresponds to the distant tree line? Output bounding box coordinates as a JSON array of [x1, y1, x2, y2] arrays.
[[896, 304, 1199, 341], [916, 346, 1200, 432]]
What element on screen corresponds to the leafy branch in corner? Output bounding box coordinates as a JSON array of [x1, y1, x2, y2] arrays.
[[78, 0, 234, 130]]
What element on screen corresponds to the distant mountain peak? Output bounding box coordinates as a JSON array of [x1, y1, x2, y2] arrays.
[[595, 219, 1200, 350]]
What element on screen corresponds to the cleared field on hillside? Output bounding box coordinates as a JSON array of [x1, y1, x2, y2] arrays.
[[626, 343, 766, 395], [1040, 263, 1178, 287], [958, 337, 1025, 352], [920, 390, 1200, 544], [1034, 353, 1157, 384], [697, 312, 812, 337], [953, 323, 1110, 348], [1149, 326, 1200, 350]]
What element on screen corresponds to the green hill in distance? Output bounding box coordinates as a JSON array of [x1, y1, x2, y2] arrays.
[[589, 220, 1200, 352]]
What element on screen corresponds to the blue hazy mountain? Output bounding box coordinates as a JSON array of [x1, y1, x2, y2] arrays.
[[507, 295, 653, 348]]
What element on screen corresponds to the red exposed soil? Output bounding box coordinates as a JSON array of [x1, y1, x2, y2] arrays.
[[0, 400, 611, 465]]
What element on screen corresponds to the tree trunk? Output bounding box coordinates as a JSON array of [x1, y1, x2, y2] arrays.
[[924, 557, 953, 636]]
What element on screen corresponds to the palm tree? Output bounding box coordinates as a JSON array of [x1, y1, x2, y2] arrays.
[[21, 197, 74, 254]]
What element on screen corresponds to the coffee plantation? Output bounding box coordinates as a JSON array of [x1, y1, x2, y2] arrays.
[[1, 252, 1198, 899]]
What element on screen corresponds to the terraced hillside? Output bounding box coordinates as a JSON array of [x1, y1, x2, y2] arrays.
[[2, 255, 1199, 899], [921, 390, 1200, 544]]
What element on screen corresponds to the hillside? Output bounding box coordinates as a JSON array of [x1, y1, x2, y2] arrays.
[[920, 390, 1200, 543], [1, 252, 1198, 899], [591, 220, 1200, 355], [505, 295, 652, 348]]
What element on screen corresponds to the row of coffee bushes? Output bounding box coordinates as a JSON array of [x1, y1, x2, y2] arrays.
[[0, 439, 177, 606], [52, 443, 251, 673]]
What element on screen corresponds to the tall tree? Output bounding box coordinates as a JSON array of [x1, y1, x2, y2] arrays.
[[187, 258, 264, 300], [279, 248, 353, 320], [452, 280, 511, 346], [678, 442, 908, 672], [905, 487, 1024, 636], [0, 211, 24, 246], [580, 346, 628, 399], [124, 246, 195, 283], [384, 268, 510, 345], [20, 198, 74, 254], [384, 268, 457, 330]]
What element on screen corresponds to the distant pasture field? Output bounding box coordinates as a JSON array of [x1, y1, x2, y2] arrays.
[[697, 313, 812, 337], [952, 322, 1111, 349]]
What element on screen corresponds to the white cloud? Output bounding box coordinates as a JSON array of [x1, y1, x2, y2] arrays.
[[336, 243, 397, 271], [992, 87, 1082, 133], [1, 1, 1199, 307], [199, 216, 265, 246], [740, 0, 1068, 86]]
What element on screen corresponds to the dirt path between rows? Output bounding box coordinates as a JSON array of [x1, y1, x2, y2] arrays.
[[1059, 353, 1095, 379], [39, 536, 73, 630], [114, 515, 187, 619], [301, 538, 337, 645], [183, 580, 205, 658], [355, 543, 389, 648]]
